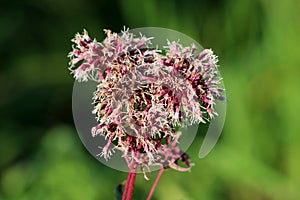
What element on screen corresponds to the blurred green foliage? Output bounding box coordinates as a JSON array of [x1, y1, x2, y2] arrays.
[[1, 0, 300, 199]]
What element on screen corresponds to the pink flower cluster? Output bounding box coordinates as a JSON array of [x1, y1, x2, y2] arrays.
[[68, 28, 224, 172]]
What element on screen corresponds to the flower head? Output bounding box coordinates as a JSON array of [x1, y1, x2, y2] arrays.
[[68, 28, 224, 172]]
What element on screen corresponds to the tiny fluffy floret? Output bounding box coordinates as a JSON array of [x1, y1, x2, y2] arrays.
[[68, 28, 224, 171]]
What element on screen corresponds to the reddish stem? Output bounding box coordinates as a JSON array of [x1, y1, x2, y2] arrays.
[[122, 172, 132, 200], [146, 167, 165, 200], [126, 171, 137, 200], [123, 150, 140, 200]]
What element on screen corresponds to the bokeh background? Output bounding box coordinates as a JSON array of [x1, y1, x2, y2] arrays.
[[1, 0, 300, 199]]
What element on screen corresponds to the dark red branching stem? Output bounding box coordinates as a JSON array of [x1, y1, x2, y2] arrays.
[[146, 167, 165, 200], [122, 171, 137, 200], [126, 171, 137, 200], [122, 150, 140, 200], [122, 172, 132, 200]]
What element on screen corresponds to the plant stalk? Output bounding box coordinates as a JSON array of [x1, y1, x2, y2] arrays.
[[122, 172, 132, 200], [146, 167, 165, 200], [126, 171, 136, 200]]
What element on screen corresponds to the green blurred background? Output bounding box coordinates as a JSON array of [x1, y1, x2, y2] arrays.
[[1, 0, 300, 199]]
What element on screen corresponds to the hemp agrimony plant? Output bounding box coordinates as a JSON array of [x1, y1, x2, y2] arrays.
[[68, 27, 224, 200]]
